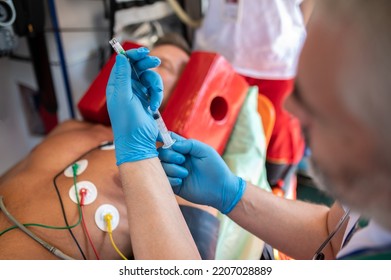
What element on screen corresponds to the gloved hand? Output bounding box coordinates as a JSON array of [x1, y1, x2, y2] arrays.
[[106, 47, 163, 165], [158, 133, 246, 214]]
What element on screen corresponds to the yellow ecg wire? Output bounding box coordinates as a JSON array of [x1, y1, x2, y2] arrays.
[[104, 213, 128, 260]]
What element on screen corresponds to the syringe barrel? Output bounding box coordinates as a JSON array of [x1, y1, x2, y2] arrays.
[[152, 110, 176, 149]]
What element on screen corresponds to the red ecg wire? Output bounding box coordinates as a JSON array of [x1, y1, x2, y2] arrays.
[[79, 188, 100, 260]]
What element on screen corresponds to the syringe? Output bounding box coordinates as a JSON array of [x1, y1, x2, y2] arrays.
[[151, 110, 176, 149], [109, 37, 176, 149]]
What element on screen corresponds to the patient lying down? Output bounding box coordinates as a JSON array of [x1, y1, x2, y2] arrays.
[[0, 120, 219, 259], [0, 33, 220, 260]]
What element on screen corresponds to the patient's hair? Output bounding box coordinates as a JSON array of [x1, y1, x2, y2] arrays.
[[153, 32, 191, 56]]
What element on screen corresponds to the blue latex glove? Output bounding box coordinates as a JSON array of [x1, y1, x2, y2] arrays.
[[158, 133, 247, 214], [106, 48, 163, 165]]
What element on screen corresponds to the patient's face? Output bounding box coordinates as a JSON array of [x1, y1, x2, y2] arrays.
[[149, 45, 189, 111]]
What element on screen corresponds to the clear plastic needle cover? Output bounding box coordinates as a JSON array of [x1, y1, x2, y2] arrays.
[[109, 38, 126, 55]]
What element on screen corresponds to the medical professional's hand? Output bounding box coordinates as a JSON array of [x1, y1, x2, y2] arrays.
[[158, 134, 247, 214], [106, 48, 163, 165]]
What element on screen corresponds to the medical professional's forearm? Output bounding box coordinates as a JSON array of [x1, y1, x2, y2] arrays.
[[228, 183, 333, 260], [119, 158, 201, 260]]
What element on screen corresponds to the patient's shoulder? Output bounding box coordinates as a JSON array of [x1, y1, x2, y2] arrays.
[[48, 120, 111, 137], [1, 120, 113, 184]]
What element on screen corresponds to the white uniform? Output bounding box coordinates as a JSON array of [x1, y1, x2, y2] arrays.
[[338, 218, 391, 259], [194, 0, 306, 79]]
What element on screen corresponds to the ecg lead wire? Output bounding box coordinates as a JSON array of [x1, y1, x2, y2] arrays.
[[0, 196, 74, 260]]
